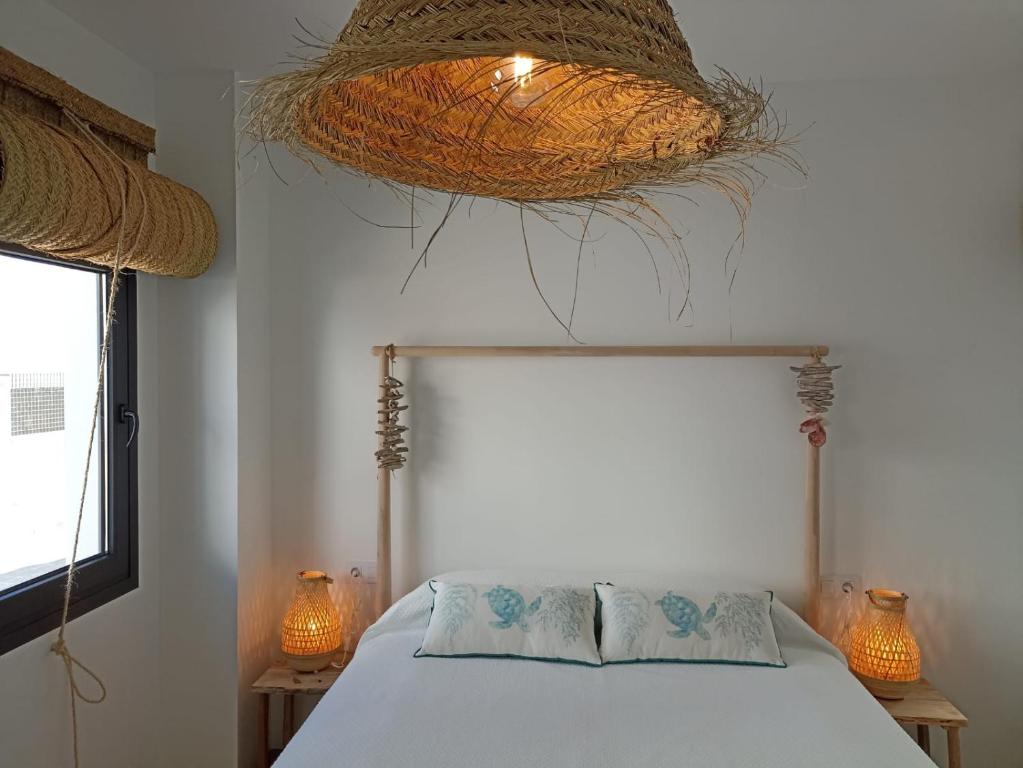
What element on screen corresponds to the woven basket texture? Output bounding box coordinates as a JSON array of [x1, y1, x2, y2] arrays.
[[0, 46, 155, 161], [849, 590, 921, 683], [280, 572, 343, 657], [0, 108, 216, 277], [246, 0, 792, 204]]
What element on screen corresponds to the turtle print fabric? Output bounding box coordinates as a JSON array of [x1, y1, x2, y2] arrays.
[[596, 585, 785, 667], [484, 586, 542, 630], [417, 582, 601, 666], [656, 591, 718, 640]]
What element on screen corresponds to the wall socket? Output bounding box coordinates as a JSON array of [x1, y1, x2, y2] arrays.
[[348, 560, 378, 583], [820, 573, 860, 597]]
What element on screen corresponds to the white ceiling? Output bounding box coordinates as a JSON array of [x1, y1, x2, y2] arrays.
[[46, 0, 1022, 83]]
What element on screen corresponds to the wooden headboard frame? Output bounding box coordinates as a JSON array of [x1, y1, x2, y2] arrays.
[[371, 344, 831, 628]]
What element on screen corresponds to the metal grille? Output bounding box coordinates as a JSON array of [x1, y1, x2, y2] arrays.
[[10, 373, 65, 436]]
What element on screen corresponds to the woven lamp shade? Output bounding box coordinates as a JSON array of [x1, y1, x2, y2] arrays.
[[849, 589, 921, 700], [281, 570, 343, 672], [247, 0, 790, 204]]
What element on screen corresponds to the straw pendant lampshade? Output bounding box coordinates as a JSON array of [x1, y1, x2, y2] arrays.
[[281, 570, 343, 672], [245, 0, 796, 209], [848, 589, 921, 700]]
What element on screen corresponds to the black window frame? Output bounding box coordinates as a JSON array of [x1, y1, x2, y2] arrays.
[[0, 243, 138, 655]]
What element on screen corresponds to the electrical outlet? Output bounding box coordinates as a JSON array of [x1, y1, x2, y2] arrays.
[[820, 573, 860, 596], [838, 574, 861, 596], [349, 560, 377, 583]]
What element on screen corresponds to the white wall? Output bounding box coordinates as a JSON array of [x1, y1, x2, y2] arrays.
[[251, 74, 1022, 767], [235, 85, 276, 768], [0, 9, 261, 768], [3, 8, 1016, 765], [0, 2, 162, 766], [153, 71, 240, 768]]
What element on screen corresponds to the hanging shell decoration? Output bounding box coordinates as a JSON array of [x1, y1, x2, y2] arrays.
[[376, 375, 409, 470], [791, 357, 840, 447]]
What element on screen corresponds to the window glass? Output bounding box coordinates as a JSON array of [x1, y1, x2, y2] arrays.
[[0, 256, 104, 593]]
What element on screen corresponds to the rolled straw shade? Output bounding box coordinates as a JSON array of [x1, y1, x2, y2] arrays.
[[0, 46, 154, 164], [281, 571, 343, 672], [0, 108, 216, 277], [849, 589, 921, 700], [246, 0, 793, 204]]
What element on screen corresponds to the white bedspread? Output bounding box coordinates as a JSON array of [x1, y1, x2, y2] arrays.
[[276, 577, 931, 768]]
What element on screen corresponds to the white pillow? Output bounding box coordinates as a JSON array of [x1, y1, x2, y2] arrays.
[[416, 582, 601, 666], [596, 584, 785, 667]]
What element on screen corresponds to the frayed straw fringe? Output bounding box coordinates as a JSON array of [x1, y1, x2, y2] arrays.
[[241, 0, 805, 332]]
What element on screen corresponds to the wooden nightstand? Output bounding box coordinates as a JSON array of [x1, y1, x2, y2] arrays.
[[876, 679, 968, 767], [251, 656, 350, 767]]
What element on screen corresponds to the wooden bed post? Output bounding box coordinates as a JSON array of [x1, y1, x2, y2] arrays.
[[805, 442, 821, 629], [376, 346, 393, 618], [370, 344, 832, 626]]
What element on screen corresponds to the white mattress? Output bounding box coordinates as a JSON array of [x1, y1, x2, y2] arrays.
[[276, 574, 931, 768]]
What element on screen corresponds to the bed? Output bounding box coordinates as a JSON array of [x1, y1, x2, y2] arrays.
[[275, 346, 928, 766], [275, 571, 933, 768]]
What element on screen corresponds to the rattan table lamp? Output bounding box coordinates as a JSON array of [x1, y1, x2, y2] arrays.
[[281, 570, 343, 672], [848, 589, 921, 700]]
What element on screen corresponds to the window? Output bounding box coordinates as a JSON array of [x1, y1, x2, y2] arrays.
[[0, 244, 137, 654]]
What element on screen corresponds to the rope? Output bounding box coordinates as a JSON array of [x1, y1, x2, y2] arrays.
[[49, 110, 149, 768]]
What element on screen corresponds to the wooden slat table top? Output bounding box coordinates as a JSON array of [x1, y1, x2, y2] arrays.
[[251, 656, 349, 695], [877, 679, 968, 728]]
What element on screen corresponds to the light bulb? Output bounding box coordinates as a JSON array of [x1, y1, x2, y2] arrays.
[[490, 55, 552, 109]]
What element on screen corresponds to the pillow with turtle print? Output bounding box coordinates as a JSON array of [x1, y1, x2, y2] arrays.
[[415, 582, 601, 666], [595, 584, 785, 667]]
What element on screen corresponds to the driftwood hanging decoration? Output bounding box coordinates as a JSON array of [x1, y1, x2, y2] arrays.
[[791, 355, 840, 447], [375, 371, 409, 471]]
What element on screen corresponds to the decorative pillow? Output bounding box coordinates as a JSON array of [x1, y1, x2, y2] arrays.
[[595, 584, 785, 667], [416, 582, 601, 666]]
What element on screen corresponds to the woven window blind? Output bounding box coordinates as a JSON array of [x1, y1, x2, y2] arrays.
[[0, 47, 217, 278]]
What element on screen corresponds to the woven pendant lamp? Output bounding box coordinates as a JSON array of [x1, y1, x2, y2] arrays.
[[246, 0, 794, 207]]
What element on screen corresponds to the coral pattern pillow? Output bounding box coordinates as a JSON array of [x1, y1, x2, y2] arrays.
[[596, 584, 785, 667], [416, 582, 601, 666]]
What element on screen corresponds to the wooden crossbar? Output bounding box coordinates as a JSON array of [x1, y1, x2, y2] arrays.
[[372, 345, 828, 358], [372, 342, 829, 626]]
